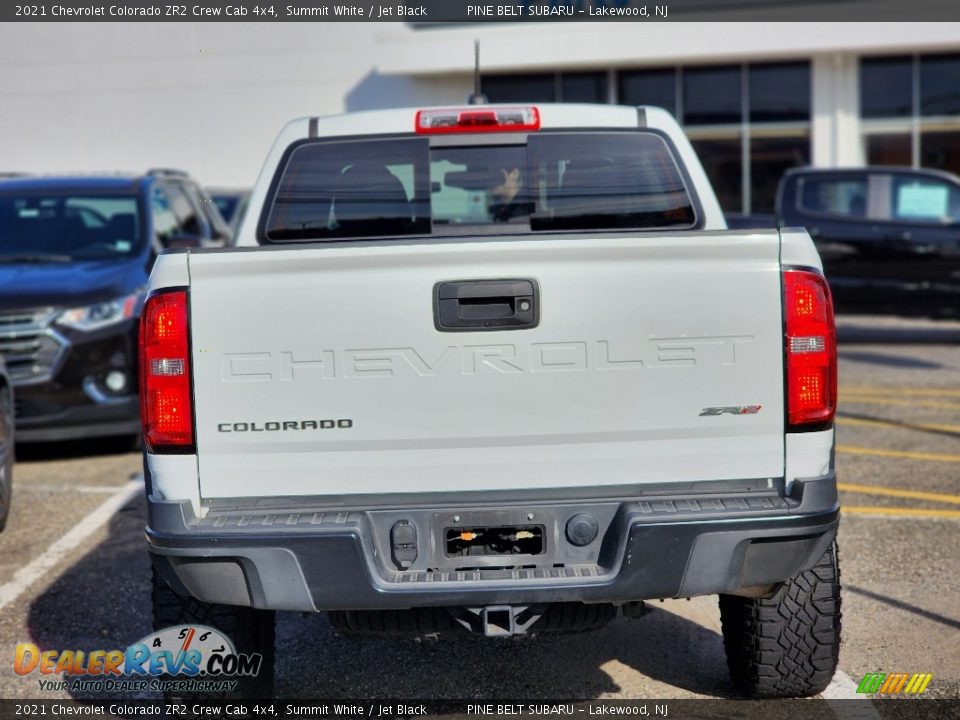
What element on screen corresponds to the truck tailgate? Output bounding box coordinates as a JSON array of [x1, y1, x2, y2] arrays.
[[188, 232, 785, 500]]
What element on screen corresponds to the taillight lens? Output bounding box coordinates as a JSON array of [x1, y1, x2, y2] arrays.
[[784, 270, 837, 429], [139, 289, 194, 452]]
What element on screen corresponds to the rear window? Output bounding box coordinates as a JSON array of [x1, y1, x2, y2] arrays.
[[262, 132, 697, 242], [796, 173, 960, 224], [797, 177, 869, 219]]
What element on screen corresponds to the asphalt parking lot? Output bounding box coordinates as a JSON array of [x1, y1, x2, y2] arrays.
[[1, 314, 958, 703]]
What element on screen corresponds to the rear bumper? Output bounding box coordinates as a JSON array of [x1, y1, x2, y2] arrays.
[[147, 475, 839, 612]]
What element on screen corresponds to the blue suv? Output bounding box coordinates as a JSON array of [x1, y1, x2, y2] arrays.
[[0, 170, 231, 443]]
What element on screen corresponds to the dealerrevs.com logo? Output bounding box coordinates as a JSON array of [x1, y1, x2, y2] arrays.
[[15, 625, 262, 694]]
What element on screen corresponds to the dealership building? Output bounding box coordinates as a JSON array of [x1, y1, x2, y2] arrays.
[[1, 18, 959, 216]]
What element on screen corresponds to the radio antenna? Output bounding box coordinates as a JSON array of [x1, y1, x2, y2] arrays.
[[468, 40, 488, 105]]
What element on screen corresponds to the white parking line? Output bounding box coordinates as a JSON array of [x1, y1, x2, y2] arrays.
[[0, 477, 142, 612], [821, 669, 860, 699], [19, 484, 126, 494], [822, 670, 882, 719]]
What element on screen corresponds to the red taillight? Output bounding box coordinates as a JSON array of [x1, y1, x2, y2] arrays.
[[415, 106, 540, 134], [139, 289, 194, 452], [784, 270, 837, 428]]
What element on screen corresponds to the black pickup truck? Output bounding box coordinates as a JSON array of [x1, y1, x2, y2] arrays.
[[728, 166, 960, 319]]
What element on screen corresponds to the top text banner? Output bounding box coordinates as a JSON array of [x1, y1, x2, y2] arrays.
[[5, 0, 960, 22]]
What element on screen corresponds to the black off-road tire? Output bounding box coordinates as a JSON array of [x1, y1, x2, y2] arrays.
[[151, 566, 276, 698], [719, 540, 842, 698]]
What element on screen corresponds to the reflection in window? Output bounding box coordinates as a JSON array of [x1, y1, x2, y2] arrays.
[[683, 65, 742, 125], [265, 138, 430, 241], [529, 132, 696, 231], [618, 69, 677, 117], [920, 54, 960, 117], [749, 63, 810, 123], [0, 192, 141, 259], [690, 137, 742, 212], [751, 135, 810, 214], [860, 56, 913, 119]]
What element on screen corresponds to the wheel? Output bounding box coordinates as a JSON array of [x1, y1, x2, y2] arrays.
[[719, 540, 842, 698], [151, 566, 275, 698]]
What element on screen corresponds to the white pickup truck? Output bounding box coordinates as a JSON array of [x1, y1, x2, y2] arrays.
[[142, 104, 841, 698]]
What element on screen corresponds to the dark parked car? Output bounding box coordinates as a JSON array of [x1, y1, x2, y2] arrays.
[[738, 166, 960, 318], [0, 170, 227, 444]]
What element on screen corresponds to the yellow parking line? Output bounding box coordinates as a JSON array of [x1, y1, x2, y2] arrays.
[[837, 444, 960, 464], [836, 416, 960, 434], [840, 395, 960, 411], [842, 506, 960, 519], [837, 482, 960, 506], [841, 386, 960, 398]]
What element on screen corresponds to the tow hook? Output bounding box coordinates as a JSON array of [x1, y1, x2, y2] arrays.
[[448, 605, 546, 637]]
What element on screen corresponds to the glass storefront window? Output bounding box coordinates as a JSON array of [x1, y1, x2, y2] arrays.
[[865, 134, 912, 166], [920, 54, 960, 117], [618, 69, 677, 116], [484, 61, 811, 215], [861, 55, 960, 178], [749, 62, 811, 123], [690, 137, 742, 212], [482, 74, 555, 103], [921, 131, 960, 174], [860, 56, 913, 119], [751, 135, 810, 214], [561, 73, 607, 103], [683, 65, 742, 126]]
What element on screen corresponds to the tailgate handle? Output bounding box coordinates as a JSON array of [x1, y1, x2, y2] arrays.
[[434, 279, 539, 332]]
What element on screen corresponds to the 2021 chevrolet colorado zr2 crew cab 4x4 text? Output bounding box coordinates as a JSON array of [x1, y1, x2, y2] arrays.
[[142, 104, 841, 698]]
